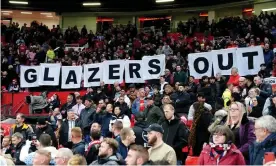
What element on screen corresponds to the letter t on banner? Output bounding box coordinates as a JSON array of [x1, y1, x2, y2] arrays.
[[236, 46, 264, 76], [188, 52, 213, 79]]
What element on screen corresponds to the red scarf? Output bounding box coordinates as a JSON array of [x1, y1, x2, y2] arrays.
[[85, 140, 101, 156]]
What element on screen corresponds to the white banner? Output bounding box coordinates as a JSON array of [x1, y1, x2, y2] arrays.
[[212, 48, 237, 76], [103, 60, 126, 84], [236, 46, 264, 76], [188, 46, 265, 78], [142, 54, 166, 80], [61, 66, 83, 89], [124, 60, 144, 83], [39, 63, 60, 86], [20, 66, 40, 88], [188, 52, 213, 79], [83, 63, 103, 87], [264, 77, 276, 84]]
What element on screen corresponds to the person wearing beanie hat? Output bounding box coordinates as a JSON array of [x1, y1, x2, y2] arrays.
[[35, 118, 58, 148]]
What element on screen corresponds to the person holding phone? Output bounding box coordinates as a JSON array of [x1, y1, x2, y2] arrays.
[[249, 115, 276, 165]]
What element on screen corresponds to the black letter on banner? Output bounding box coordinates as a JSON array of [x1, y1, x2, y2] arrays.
[[65, 70, 77, 84], [218, 53, 233, 70], [24, 69, 37, 83], [88, 68, 100, 82], [148, 59, 161, 74], [129, 63, 141, 78], [44, 68, 54, 81], [109, 65, 120, 79], [242, 51, 258, 69], [194, 57, 209, 74]]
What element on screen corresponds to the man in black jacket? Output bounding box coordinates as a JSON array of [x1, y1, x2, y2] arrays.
[[171, 83, 191, 116], [11, 132, 27, 165], [254, 76, 272, 98], [160, 104, 189, 165], [60, 94, 75, 119], [144, 96, 164, 125], [132, 112, 149, 147], [85, 130, 101, 164], [59, 110, 80, 148], [36, 118, 58, 148]]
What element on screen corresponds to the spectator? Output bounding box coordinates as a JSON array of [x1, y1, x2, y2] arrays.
[[24, 134, 57, 165], [188, 93, 212, 121], [54, 148, 73, 166], [249, 115, 276, 165], [172, 83, 191, 116], [198, 125, 246, 165], [132, 88, 147, 115], [94, 103, 113, 138], [258, 63, 271, 78], [85, 130, 101, 164], [227, 67, 240, 86], [90, 138, 124, 165], [254, 76, 272, 98], [60, 94, 75, 119], [132, 112, 149, 147], [117, 128, 136, 159], [35, 118, 58, 148], [174, 65, 187, 84], [1, 136, 14, 156], [115, 89, 131, 108], [125, 145, 151, 165], [10, 113, 33, 140], [8, 79, 19, 93], [226, 102, 256, 163], [222, 84, 233, 108], [59, 110, 80, 148], [68, 154, 87, 166], [114, 97, 131, 119], [32, 149, 51, 166], [143, 96, 164, 125], [109, 106, 131, 130], [159, 75, 168, 95], [111, 121, 123, 141], [11, 132, 29, 165], [71, 127, 85, 155], [145, 123, 177, 165], [72, 96, 85, 119], [263, 43, 274, 70], [48, 93, 61, 111], [160, 104, 189, 164]]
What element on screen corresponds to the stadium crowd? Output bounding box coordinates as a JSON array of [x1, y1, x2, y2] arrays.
[[1, 11, 276, 165]]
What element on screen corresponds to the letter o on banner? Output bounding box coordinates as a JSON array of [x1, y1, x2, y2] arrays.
[[188, 52, 213, 79]]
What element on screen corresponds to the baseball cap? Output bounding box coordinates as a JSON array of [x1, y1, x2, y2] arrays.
[[144, 123, 164, 134]]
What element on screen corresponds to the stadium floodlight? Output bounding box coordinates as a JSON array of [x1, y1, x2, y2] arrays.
[[40, 13, 52, 15], [156, 0, 174, 3], [83, 2, 101, 6], [1, 11, 13, 13], [9, 1, 28, 4], [262, 8, 276, 12], [21, 11, 32, 14]]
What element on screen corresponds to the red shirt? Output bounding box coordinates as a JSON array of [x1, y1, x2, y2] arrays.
[[227, 74, 240, 86], [19, 45, 27, 53], [139, 99, 145, 112]]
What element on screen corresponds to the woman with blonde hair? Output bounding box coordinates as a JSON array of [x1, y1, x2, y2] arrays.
[[225, 102, 255, 163], [67, 154, 87, 166]]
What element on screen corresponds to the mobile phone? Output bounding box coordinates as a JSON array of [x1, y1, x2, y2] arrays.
[[264, 152, 275, 164]]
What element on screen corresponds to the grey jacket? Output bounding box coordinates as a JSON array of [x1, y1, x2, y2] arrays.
[[90, 155, 122, 165]]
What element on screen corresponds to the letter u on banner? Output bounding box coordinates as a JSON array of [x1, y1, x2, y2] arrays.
[[212, 48, 237, 76], [103, 60, 126, 84], [83, 63, 103, 87], [124, 60, 144, 83], [188, 52, 213, 79], [20, 66, 40, 87], [39, 63, 61, 86], [61, 66, 82, 89], [142, 54, 165, 80]]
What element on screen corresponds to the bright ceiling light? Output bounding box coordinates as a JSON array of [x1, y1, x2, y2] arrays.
[[1, 11, 13, 13], [156, 0, 174, 3], [83, 2, 101, 6], [262, 8, 276, 12], [40, 12, 52, 15], [46, 15, 53, 17], [9, 1, 28, 4], [21, 11, 32, 14]]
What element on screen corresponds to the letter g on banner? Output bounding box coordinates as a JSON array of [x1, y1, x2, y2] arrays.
[[20, 66, 40, 87], [188, 52, 213, 79]]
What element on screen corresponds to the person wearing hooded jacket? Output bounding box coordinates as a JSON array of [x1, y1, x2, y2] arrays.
[[144, 96, 164, 125], [71, 127, 85, 155], [160, 104, 189, 164], [132, 112, 149, 147], [90, 138, 124, 165]]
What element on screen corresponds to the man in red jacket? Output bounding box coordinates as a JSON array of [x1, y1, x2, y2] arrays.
[[227, 67, 240, 86]]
